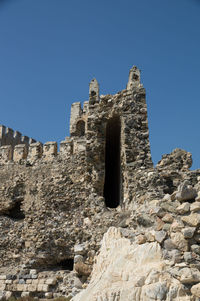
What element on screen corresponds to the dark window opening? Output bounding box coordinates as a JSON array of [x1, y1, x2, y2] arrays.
[[132, 73, 139, 80], [91, 90, 96, 96], [56, 258, 74, 271], [76, 120, 85, 137], [5, 202, 25, 220], [104, 116, 121, 208]]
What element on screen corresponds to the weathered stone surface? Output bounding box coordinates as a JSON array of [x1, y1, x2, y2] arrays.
[[190, 202, 200, 212], [195, 191, 200, 202], [74, 244, 85, 255], [176, 202, 190, 214], [45, 278, 57, 285], [21, 292, 30, 297], [191, 244, 200, 254], [170, 232, 188, 252], [191, 283, 200, 297], [182, 213, 200, 227], [170, 219, 184, 232], [164, 249, 182, 264], [5, 291, 12, 299], [137, 234, 147, 244], [181, 227, 196, 239], [154, 230, 166, 244], [176, 181, 197, 202], [74, 277, 83, 289], [164, 239, 176, 251], [74, 255, 84, 264], [45, 292, 53, 299], [183, 252, 194, 263], [74, 262, 91, 276], [160, 201, 177, 213], [180, 267, 200, 284], [162, 213, 173, 223]]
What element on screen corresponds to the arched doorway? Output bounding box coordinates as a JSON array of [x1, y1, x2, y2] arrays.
[[103, 116, 121, 208]]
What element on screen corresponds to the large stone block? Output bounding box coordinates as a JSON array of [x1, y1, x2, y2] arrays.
[[43, 142, 57, 160], [0, 284, 6, 291], [37, 284, 49, 292], [16, 284, 25, 291], [60, 139, 72, 156], [176, 181, 197, 202], [73, 138, 86, 153], [27, 284, 37, 292], [45, 278, 57, 285], [13, 144, 28, 162], [27, 142, 43, 162], [0, 145, 13, 163]]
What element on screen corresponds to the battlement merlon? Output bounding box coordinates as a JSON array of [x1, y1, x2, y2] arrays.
[[89, 78, 100, 105], [70, 102, 83, 136], [0, 124, 38, 147], [127, 66, 141, 90]]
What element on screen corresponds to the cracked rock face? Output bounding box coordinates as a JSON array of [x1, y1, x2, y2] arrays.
[[72, 227, 189, 301], [71, 177, 200, 300]]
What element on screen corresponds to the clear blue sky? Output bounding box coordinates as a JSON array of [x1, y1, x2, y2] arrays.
[[0, 0, 200, 169]]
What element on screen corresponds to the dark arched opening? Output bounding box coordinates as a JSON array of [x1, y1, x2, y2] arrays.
[[104, 116, 121, 208], [57, 258, 74, 271], [76, 120, 85, 137]]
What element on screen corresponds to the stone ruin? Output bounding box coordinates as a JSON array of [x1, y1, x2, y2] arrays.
[[0, 66, 200, 300]]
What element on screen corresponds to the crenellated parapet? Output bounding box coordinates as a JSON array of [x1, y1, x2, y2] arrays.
[[0, 124, 37, 147], [0, 137, 86, 165]]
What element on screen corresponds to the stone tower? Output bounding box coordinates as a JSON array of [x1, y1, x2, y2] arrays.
[[69, 66, 153, 207]]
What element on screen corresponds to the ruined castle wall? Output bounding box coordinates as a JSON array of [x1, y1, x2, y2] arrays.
[[1, 66, 199, 299], [0, 152, 89, 268]]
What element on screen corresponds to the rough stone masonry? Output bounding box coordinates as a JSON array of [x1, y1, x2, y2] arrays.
[[0, 66, 200, 300]]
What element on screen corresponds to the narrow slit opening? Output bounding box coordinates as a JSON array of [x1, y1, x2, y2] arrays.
[[104, 116, 121, 208]]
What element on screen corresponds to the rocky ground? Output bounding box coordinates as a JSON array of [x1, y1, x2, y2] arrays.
[[72, 179, 200, 300]]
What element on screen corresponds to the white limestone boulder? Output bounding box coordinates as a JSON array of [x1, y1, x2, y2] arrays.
[[72, 227, 189, 301]]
